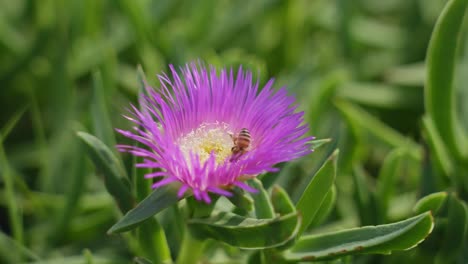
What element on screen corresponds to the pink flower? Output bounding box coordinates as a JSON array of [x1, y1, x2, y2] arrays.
[[117, 62, 313, 203]]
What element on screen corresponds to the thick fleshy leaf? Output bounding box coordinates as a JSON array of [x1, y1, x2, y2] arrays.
[[425, 0, 468, 161], [310, 138, 332, 150], [77, 131, 134, 213], [308, 185, 336, 229], [188, 211, 301, 249], [271, 185, 299, 250], [283, 212, 434, 261], [271, 185, 295, 216], [227, 188, 254, 213], [376, 148, 406, 221], [413, 192, 447, 215], [296, 149, 338, 235], [108, 182, 183, 234], [249, 179, 275, 219], [353, 166, 378, 225], [435, 194, 468, 263], [422, 116, 454, 177]]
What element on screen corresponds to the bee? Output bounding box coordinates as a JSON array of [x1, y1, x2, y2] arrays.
[[231, 128, 251, 155]]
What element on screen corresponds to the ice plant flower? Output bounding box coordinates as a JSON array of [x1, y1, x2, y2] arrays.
[[117, 62, 314, 203]]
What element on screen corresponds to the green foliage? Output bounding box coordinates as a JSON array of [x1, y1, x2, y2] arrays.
[[77, 131, 135, 213], [1, 0, 467, 263], [283, 212, 434, 261], [108, 182, 183, 234], [188, 211, 301, 249], [413, 192, 447, 215], [296, 149, 337, 235], [425, 0, 468, 161]]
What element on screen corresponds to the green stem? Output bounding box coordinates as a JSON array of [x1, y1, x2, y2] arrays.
[[137, 218, 172, 264], [176, 230, 205, 264]]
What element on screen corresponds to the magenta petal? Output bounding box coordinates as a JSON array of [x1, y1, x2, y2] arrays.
[[234, 181, 258, 193], [178, 185, 189, 198], [151, 177, 177, 189], [144, 171, 167, 179]]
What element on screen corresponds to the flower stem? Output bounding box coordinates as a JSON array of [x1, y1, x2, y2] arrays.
[[176, 230, 205, 264]]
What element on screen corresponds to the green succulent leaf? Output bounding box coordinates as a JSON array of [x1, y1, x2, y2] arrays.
[[422, 116, 454, 177], [296, 149, 338, 235], [376, 148, 407, 221], [283, 212, 434, 261], [77, 131, 134, 213], [227, 187, 254, 213], [308, 185, 336, 229], [249, 178, 275, 219], [435, 194, 468, 263], [425, 0, 468, 161], [188, 211, 301, 249], [271, 185, 295, 216], [108, 182, 183, 234], [413, 192, 447, 215], [310, 138, 332, 150]]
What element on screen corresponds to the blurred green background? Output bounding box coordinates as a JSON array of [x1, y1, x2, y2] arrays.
[[1, 0, 467, 263]]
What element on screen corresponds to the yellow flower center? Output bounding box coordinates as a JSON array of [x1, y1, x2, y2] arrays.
[[178, 122, 234, 165]]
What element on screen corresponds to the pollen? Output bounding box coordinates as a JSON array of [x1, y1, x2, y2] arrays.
[[178, 122, 234, 164]]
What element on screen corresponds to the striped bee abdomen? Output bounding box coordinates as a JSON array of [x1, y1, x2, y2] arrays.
[[231, 128, 251, 155]]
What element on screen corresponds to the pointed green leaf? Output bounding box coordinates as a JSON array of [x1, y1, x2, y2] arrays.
[[0, 105, 27, 140], [311, 138, 332, 150], [188, 211, 301, 249], [435, 194, 468, 263], [352, 166, 380, 225], [413, 192, 447, 215], [271, 185, 295, 216], [422, 116, 454, 177], [249, 178, 275, 219], [283, 212, 434, 261], [271, 185, 299, 250], [296, 149, 338, 235], [376, 148, 406, 221], [425, 0, 468, 161], [227, 187, 254, 213], [77, 131, 134, 213], [308, 185, 336, 229], [108, 182, 183, 234]]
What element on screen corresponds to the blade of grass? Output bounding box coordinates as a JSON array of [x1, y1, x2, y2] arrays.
[[0, 140, 23, 250], [0, 106, 28, 140], [0, 231, 40, 262], [335, 100, 421, 160], [91, 71, 117, 150]]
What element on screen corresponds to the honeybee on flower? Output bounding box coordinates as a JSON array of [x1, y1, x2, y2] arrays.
[[116, 62, 313, 203]]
